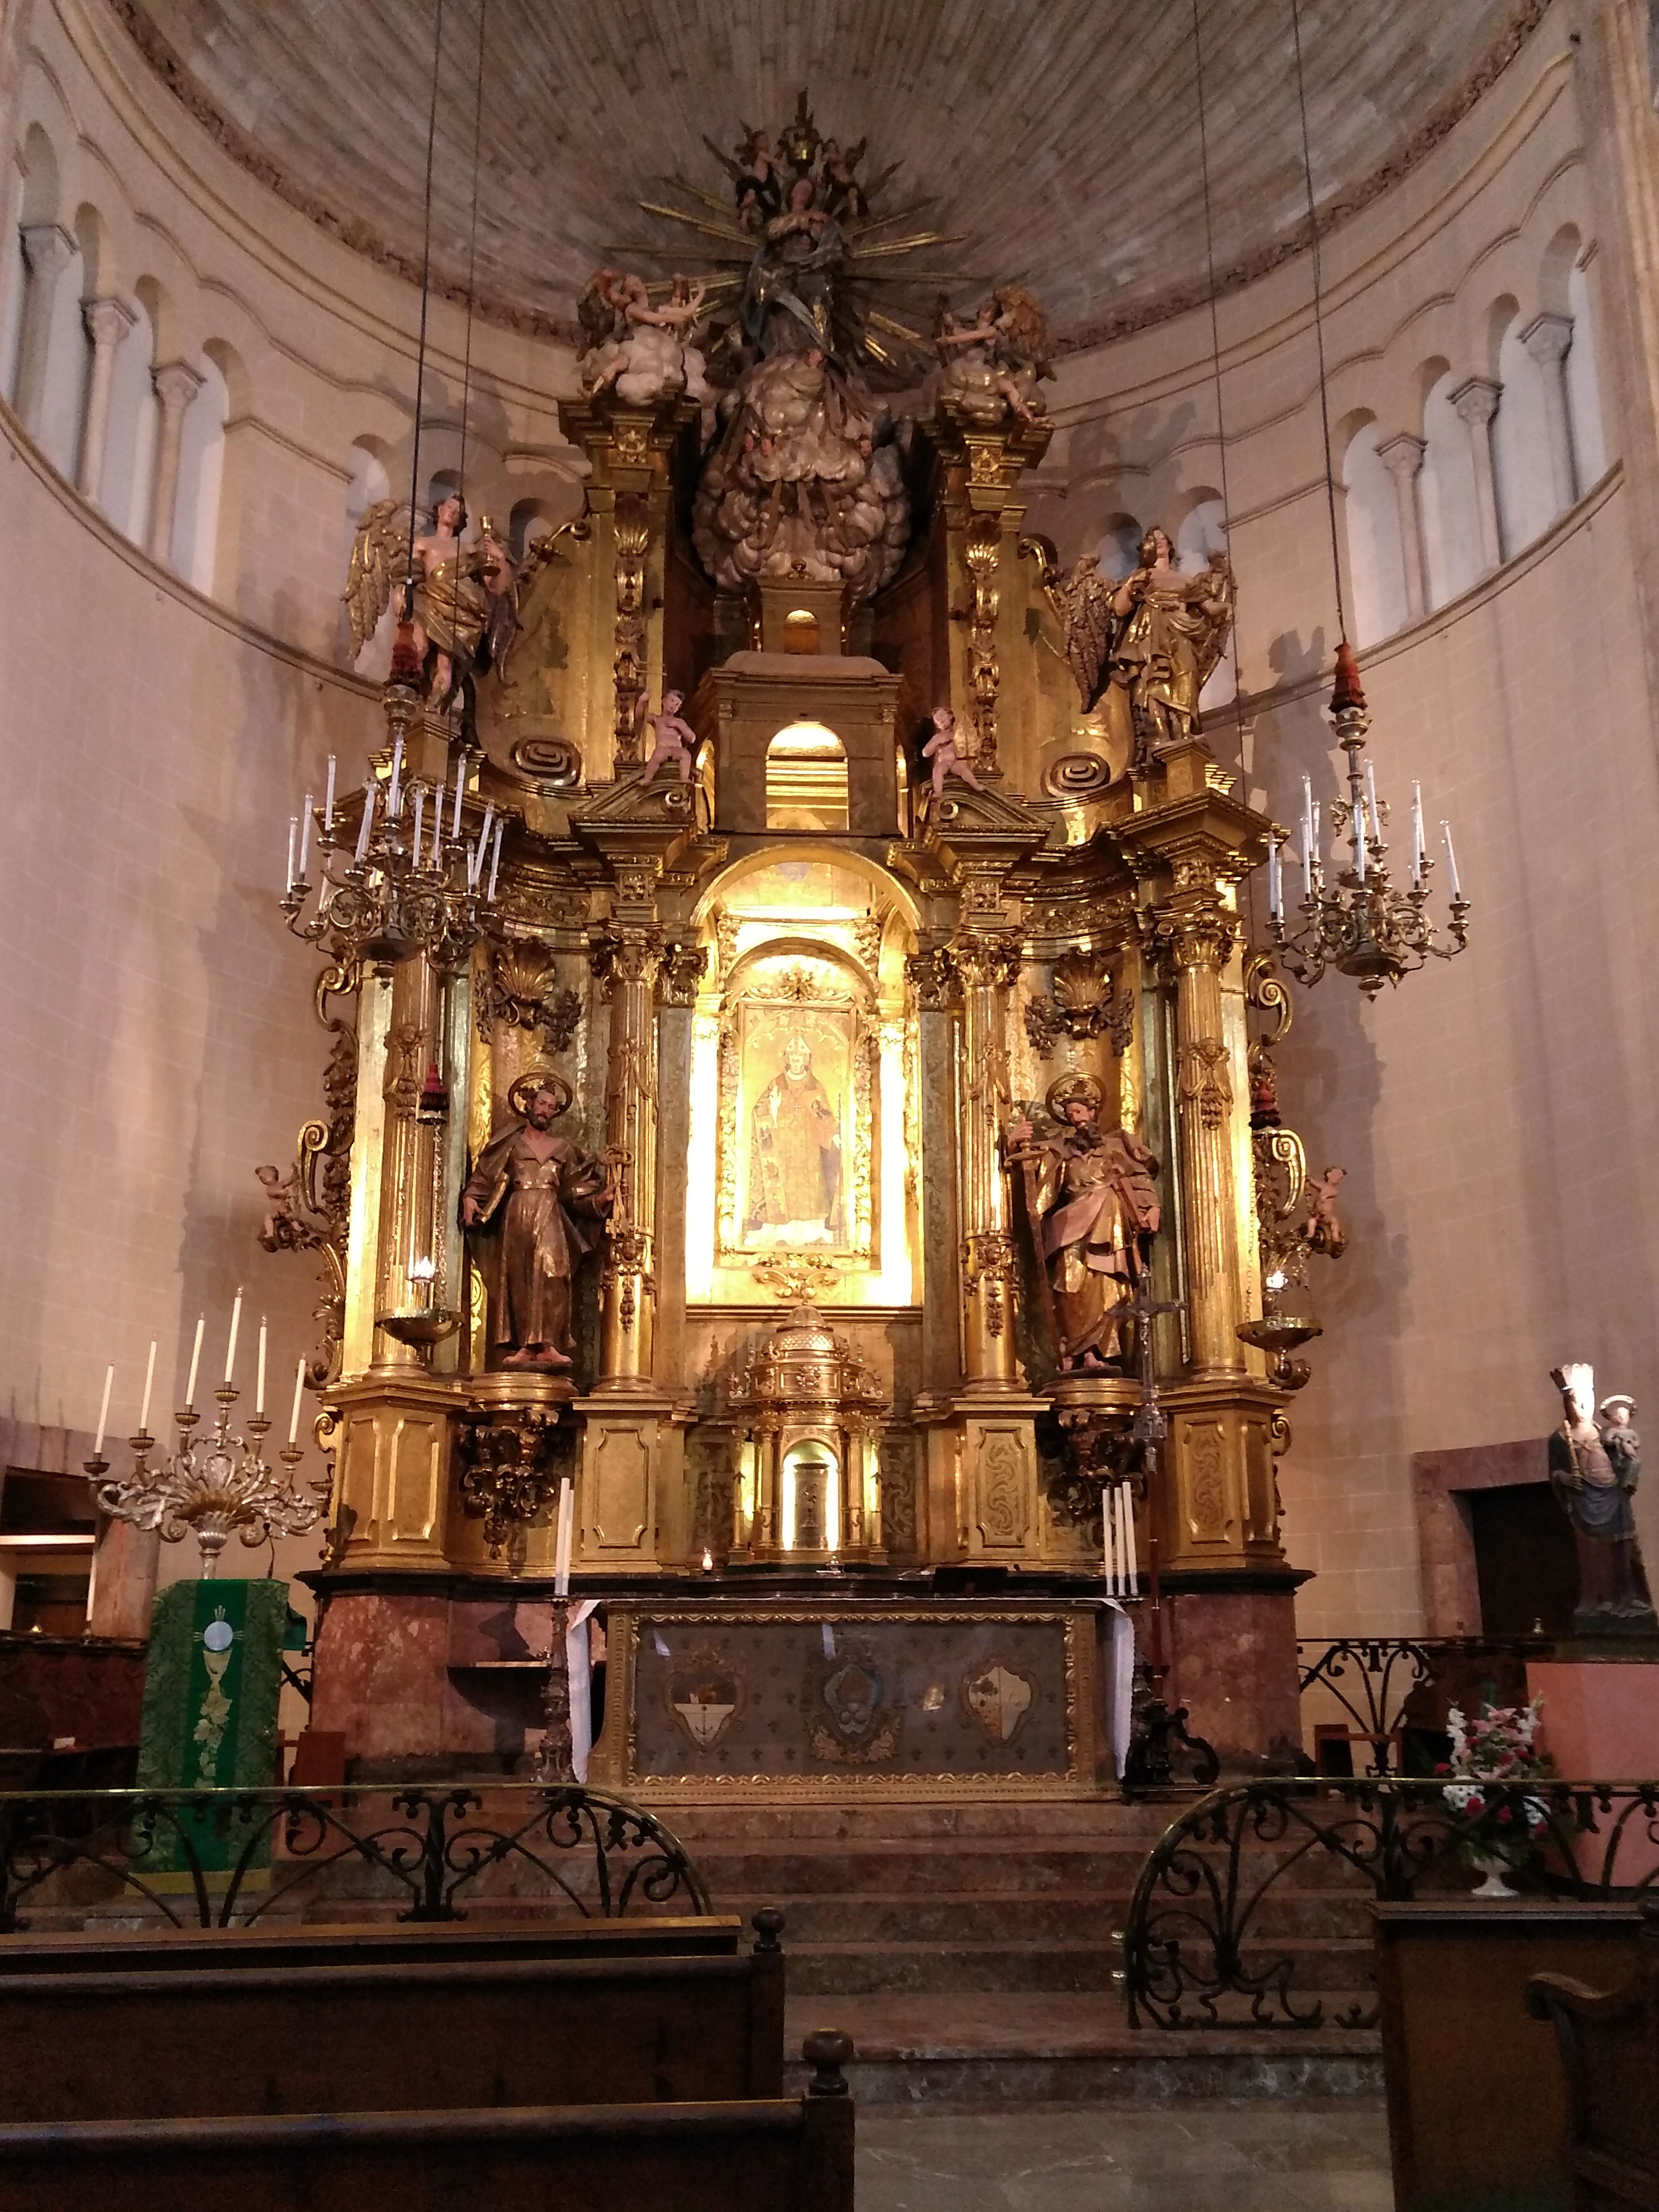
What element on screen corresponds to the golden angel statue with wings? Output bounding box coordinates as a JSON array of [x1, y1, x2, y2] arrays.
[[344, 489, 516, 713]]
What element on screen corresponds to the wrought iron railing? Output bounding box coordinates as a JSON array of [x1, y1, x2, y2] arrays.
[[1296, 1636, 1544, 1775], [1123, 1777, 1659, 2030], [0, 1784, 711, 1933]]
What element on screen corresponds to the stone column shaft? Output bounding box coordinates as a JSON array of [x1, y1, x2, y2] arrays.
[[146, 359, 204, 565], [1376, 431, 1428, 622], [953, 930, 1022, 1390], [1451, 375, 1505, 570], [1522, 310, 1579, 513], [77, 295, 135, 503], [13, 224, 75, 440]]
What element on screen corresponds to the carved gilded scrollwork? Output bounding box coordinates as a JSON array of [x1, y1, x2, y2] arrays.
[[456, 1405, 566, 1558], [1176, 1036, 1232, 1129], [256, 967, 357, 1386], [905, 947, 958, 1011], [658, 941, 708, 1006], [477, 939, 582, 1051], [962, 1230, 1018, 1338], [962, 513, 1002, 780], [612, 493, 651, 770]]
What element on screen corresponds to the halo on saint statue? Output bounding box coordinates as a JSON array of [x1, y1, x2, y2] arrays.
[[508, 1070, 574, 1120], [1045, 1073, 1104, 1121]]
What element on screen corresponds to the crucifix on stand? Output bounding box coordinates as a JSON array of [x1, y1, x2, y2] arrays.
[[1115, 1272, 1220, 1794]]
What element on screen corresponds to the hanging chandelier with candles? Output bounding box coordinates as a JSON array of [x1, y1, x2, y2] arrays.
[[1265, 645, 1470, 998]]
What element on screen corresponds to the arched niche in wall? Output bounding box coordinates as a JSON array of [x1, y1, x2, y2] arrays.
[[766, 719, 849, 832], [1489, 293, 1555, 559], [1542, 224, 1610, 495], [1420, 360, 1483, 609], [102, 291, 157, 545], [2, 122, 59, 409], [1341, 417, 1409, 647], [1172, 487, 1236, 707], [1094, 512, 1143, 581], [172, 346, 228, 590]]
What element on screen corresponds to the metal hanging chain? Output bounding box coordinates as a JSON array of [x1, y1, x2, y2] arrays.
[[1290, 0, 1348, 644], [404, 0, 447, 596], [1191, 0, 1246, 743], [448, 0, 489, 649]]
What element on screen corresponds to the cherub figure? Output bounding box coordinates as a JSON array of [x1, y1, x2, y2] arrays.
[[921, 705, 984, 801], [635, 689, 698, 788], [579, 270, 711, 408], [934, 288, 1049, 426], [1300, 1164, 1348, 1258], [818, 137, 869, 222]]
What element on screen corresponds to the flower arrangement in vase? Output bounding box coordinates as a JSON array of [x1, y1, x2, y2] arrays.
[[1438, 1699, 1557, 1898]]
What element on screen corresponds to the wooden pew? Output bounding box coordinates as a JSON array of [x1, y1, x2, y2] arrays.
[[0, 2033, 857, 2212], [1528, 1898, 1659, 2210], [0, 1911, 789, 2118]]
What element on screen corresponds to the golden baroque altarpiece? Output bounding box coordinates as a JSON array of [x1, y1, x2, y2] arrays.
[[267, 102, 1351, 1771]]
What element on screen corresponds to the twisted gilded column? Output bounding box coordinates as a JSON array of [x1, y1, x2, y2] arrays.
[[589, 923, 665, 1392], [953, 928, 1023, 1390]]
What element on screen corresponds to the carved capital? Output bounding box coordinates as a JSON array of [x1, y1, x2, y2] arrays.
[[658, 940, 708, 1006], [905, 946, 959, 1011], [1521, 310, 1573, 369], [1375, 431, 1426, 483], [19, 223, 74, 283], [1145, 897, 1236, 976], [951, 931, 1023, 991], [1450, 374, 1500, 430], [588, 923, 665, 996], [152, 360, 204, 416], [82, 295, 136, 353]]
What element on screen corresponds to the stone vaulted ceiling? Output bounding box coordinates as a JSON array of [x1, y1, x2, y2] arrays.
[[116, 0, 1543, 350]]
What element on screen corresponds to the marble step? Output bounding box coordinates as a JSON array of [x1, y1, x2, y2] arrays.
[[715, 1887, 1379, 1947], [780, 1934, 1375, 1997], [779, 1993, 1385, 2105]]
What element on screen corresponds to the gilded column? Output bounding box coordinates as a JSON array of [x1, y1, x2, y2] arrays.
[[589, 922, 666, 1392], [1155, 892, 1245, 1380], [77, 296, 135, 504], [146, 359, 204, 566], [952, 927, 1023, 1391]]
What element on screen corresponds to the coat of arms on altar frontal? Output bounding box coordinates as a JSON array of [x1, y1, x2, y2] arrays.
[[805, 1634, 902, 1764], [962, 1657, 1036, 1746], [665, 1648, 745, 1751]]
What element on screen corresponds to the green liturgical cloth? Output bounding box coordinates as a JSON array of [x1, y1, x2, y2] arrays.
[[135, 1579, 290, 1875]]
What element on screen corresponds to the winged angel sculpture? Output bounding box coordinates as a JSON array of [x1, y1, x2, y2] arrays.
[[1021, 526, 1233, 772], [608, 92, 991, 602], [344, 491, 516, 718]]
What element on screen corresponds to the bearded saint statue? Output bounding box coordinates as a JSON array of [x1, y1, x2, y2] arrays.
[[1005, 1075, 1162, 1371], [459, 1074, 611, 1370], [745, 1035, 842, 1245]]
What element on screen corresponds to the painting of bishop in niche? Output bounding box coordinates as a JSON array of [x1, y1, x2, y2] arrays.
[[741, 1009, 852, 1249]]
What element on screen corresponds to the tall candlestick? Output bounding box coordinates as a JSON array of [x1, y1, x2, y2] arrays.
[[138, 1340, 157, 1435], [288, 1355, 306, 1446], [93, 1364, 113, 1457], [355, 782, 376, 865], [223, 1288, 243, 1385], [451, 752, 466, 837], [412, 786, 425, 868], [388, 733, 404, 818], [1123, 1481, 1139, 1593], [285, 817, 297, 890], [486, 819, 503, 902], [554, 1476, 573, 1597], [1442, 821, 1462, 900], [184, 1313, 205, 1410], [256, 1317, 267, 1415], [1267, 832, 1282, 922], [324, 755, 336, 832]]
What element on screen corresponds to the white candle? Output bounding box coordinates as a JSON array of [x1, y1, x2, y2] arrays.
[[464, 838, 478, 891], [298, 795, 312, 882], [432, 791, 446, 869], [486, 820, 503, 902], [223, 1287, 243, 1385], [1267, 832, 1282, 922], [475, 804, 495, 886], [93, 1364, 113, 1457], [451, 752, 466, 838], [324, 755, 337, 833], [1411, 781, 1425, 889], [388, 733, 404, 817], [1114, 1484, 1129, 1598], [1354, 799, 1368, 883], [285, 817, 297, 890], [288, 1356, 306, 1446], [554, 1475, 574, 1596], [412, 786, 425, 866], [1300, 772, 1313, 852], [1311, 800, 1321, 859], [138, 1340, 157, 1435], [256, 1317, 267, 1415], [1363, 758, 1380, 836], [1300, 829, 1312, 901], [355, 782, 376, 865], [1101, 1485, 1116, 1595], [184, 1313, 205, 1410], [1123, 1482, 1140, 1593], [1442, 820, 1462, 900]]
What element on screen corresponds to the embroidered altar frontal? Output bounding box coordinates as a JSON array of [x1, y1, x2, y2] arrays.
[[612, 1607, 1103, 1794]]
